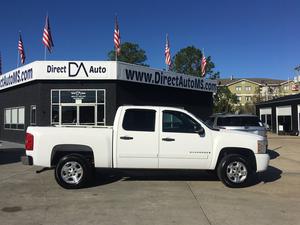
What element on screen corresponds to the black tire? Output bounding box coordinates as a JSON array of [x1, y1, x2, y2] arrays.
[[217, 154, 252, 188], [55, 154, 92, 189]]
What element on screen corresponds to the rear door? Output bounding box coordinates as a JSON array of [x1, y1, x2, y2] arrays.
[[116, 108, 159, 168]]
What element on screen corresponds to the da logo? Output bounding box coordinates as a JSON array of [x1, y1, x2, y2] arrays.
[[68, 62, 88, 77]]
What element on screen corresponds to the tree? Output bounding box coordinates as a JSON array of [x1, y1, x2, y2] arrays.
[[171, 46, 220, 79], [107, 42, 148, 66], [252, 86, 262, 103], [213, 86, 238, 113], [235, 103, 256, 114]]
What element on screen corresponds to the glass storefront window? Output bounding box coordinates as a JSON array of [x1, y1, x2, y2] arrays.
[[97, 91, 105, 103], [52, 91, 59, 103], [51, 89, 105, 126], [97, 105, 104, 124], [61, 91, 76, 103], [62, 106, 77, 124], [52, 105, 59, 124], [79, 106, 95, 125], [82, 91, 96, 103]]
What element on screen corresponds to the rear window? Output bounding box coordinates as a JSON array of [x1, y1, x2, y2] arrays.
[[122, 109, 156, 132], [217, 116, 263, 127]]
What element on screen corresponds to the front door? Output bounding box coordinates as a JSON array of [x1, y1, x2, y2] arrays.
[[116, 108, 159, 168], [159, 110, 212, 169]]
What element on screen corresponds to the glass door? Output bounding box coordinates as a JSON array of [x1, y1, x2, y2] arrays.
[[61, 106, 77, 125], [60, 104, 96, 126], [79, 105, 95, 125]]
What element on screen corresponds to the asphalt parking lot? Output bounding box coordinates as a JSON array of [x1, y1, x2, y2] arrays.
[[0, 135, 300, 225]]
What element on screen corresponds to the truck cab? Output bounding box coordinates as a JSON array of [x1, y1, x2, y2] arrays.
[[114, 106, 213, 170]]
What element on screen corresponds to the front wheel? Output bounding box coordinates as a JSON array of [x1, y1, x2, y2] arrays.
[[217, 154, 252, 188], [55, 154, 92, 189]]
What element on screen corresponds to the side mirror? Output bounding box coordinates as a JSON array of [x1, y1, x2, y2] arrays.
[[196, 127, 205, 136]]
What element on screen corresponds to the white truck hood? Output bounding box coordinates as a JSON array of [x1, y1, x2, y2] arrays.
[[218, 128, 265, 139], [210, 127, 267, 154]]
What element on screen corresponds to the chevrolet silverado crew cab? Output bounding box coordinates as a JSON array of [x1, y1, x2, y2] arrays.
[[22, 106, 269, 189]]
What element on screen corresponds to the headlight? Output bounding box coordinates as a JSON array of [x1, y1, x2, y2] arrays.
[[257, 140, 267, 154]]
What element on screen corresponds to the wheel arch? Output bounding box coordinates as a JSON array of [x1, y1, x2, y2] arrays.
[[216, 147, 257, 172], [51, 144, 94, 167]]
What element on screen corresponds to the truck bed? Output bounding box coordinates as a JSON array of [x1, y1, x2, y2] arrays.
[[26, 126, 113, 168]]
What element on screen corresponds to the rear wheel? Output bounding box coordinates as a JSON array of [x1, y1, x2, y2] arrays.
[[217, 154, 252, 188], [55, 154, 92, 189]]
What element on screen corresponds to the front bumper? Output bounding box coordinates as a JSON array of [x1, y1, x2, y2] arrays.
[[255, 153, 270, 172], [21, 155, 33, 165]]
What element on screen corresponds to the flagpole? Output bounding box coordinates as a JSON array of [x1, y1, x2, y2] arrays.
[[165, 34, 168, 71], [17, 48, 19, 68], [202, 48, 205, 78], [17, 31, 20, 67], [44, 12, 48, 61], [115, 13, 118, 62], [44, 46, 47, 60]]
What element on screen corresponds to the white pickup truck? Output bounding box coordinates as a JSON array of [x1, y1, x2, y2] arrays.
[[22, 106, 269, 189]]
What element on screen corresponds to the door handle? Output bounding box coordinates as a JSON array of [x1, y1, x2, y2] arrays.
[[120, 136, 134, 140], [162, 137, 175, 142]]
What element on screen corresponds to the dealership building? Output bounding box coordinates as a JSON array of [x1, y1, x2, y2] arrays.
[[0, 61, 217, 143], [256, 94, 300, 135]]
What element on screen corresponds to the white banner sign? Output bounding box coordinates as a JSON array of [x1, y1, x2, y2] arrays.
[[0, 61, 217, 93], [118, 62, 217, 93]]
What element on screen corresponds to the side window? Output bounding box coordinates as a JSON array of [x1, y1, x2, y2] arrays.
[[122, 109, 156, 132], [163, 110, 200, 133]]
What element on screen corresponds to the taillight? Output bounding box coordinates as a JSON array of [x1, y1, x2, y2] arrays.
[[25, 133, 34, 150]]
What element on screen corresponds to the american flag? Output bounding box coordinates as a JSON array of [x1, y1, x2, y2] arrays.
[[18, 33, 26, 64], [42, 15, 54, 52], [165, 34, 171, 68], [114, 16, 121, 56], [201, 53, 207, 77]]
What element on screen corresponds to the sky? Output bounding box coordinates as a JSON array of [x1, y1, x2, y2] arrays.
[[0, 0, 299, 80]]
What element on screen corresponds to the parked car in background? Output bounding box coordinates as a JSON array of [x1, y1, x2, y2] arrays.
[[205, 114, 267, 137]]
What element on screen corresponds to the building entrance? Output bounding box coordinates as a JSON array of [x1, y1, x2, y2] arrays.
[[51, 89, 105, 126]]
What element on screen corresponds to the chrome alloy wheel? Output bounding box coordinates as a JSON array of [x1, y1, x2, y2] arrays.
[[226, 161, 247, 183], [61, 161, 84, 184]]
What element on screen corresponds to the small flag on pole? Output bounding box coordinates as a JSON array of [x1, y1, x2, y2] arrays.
[[165, 34, 171, 69], [114, 16, 121, 57], [18, 33, 26, 65], [42, 15, 54, 53], [201, 52, 207, 77]]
